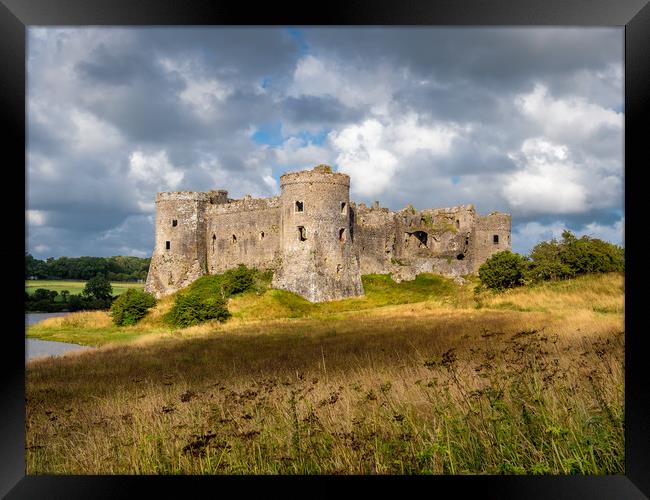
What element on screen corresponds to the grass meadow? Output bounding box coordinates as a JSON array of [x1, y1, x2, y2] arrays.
[[25, 272, 624, 474], [26, 280, 144, 299]]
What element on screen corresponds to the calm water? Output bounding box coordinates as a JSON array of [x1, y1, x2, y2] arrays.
[[25, 312, 94, 362]]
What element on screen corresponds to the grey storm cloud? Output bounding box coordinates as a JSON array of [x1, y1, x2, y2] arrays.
[[282, 95, 364, 126], [26, 27, 624, 259]]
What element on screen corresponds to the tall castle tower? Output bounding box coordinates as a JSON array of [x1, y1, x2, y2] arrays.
[[144, 192, 209, 297], [271, 165, 364, 302]]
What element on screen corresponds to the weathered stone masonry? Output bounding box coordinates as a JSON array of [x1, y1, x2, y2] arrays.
[[145, 165, 511, 302]]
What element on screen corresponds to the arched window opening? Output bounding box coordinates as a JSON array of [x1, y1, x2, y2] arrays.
[[339, 228, 346, 242]]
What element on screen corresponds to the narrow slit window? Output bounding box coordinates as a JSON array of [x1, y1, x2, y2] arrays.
[[232, 234, 237, 244], [341, 202, 347, 214], [172, 219, 178, 227], [298, 226, 307, 241], [212, 234, 216, 252], [493, 234, 499, 244], [165, 241, 171, 250], [456, 219, 460, 229], [295, 201, 304, 212], [260, 231, 265, 240]]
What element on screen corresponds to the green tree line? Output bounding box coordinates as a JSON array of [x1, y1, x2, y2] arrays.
[[26, 275, 116, 312], [478, 230, 624, 291], [25, 254, 150, 281]]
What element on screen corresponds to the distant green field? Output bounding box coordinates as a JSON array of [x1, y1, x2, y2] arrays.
[[26, 279, 144, 298]]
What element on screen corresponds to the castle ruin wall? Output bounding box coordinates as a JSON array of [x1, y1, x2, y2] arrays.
[[145, 165, 512, 300]]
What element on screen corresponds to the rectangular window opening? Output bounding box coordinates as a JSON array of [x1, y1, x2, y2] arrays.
[[298, 226, 307, 241], [295, 201, 304, 212], [172, 219, 178, 227], [493, 234, 499, 244], [165, 241, 171, 250]]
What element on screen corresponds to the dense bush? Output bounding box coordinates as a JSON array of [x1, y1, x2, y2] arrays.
[[526, 240, 575, 281], [110, 289, 157, 326], [164, 292, 230, 328], [162, 265, 262, 328], [32, 288, 59, 302], [479, 251, 529, 291], [526, 230, 624, 282], [479, 231, 624, 292], [222, 264, 256, 295]]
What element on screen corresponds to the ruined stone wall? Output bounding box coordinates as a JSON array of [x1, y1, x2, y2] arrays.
[[471, 213, 513, 272], [144, 165, 512, 300], [352, 204, 481, 279], [352, 203, 397, 274], [145, 192, 209, 298], [272, 166, 364, 302], [206, 197, 281, 273]]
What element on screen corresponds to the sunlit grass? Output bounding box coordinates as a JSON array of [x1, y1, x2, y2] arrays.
[[26, 279, 144, 299], [26, 272, 624, 474]]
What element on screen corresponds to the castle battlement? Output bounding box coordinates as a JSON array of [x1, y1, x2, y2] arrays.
[[145, 165, 512, 302]]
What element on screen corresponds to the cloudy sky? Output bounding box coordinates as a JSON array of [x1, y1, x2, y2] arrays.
[[26, 27, 624, 259]]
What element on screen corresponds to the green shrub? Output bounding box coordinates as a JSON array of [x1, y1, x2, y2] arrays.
[[221, 264, 256, 295], [164, 292, 230, 328], [558, 231, 624, 275], [161, 265, 265, 328], [526, 240, 575, 282], [32, 288, 59, 302], [527, 230, 624, 283], [110, 289, 157, 326], [479, 251, 529, 291]]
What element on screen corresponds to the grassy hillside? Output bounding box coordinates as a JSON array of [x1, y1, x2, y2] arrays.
[[26, 272, 624, 474]]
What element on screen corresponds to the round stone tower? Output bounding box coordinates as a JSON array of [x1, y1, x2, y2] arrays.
[[144, 191, 209, 298], [272, 165, 364, 302]]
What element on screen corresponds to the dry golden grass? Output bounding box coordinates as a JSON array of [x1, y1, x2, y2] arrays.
[[26, 272, 624, 475], [40, 310, 113, 329]]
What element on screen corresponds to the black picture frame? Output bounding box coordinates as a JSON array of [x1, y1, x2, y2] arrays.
[[4, 1, 648, 497]]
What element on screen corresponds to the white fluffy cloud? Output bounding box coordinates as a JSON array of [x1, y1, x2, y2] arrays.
[[272, 136, 335, 170], [128, 150, 184, 211], [329, 115, 461, 197], [289, 54, 397, 114], [503, 138, 587, 214], [26, 210, 48, 227], [502, 136, 622, 217], [516, 83, 622, 144], [26, 27, 624, 258]]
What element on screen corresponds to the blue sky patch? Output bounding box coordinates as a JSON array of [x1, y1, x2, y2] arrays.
[[251, 122, 284, 146], [286, 28, 310, 55], [295, 129, 329, 146]]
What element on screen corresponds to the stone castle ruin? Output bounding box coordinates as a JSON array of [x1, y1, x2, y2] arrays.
[[145, 165, 512, 302]]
